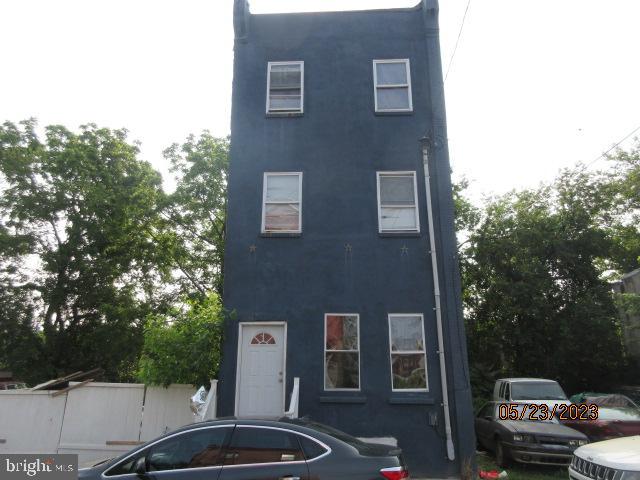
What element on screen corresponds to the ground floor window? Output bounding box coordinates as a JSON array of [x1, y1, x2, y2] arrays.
[[324, 314, 360, 391], [388, 314, 428, 391]]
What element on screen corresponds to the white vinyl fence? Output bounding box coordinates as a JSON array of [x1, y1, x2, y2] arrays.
[[0, 382, 198, 463]]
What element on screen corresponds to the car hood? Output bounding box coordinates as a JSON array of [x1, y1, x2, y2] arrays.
[[575, 436, 640, 470], [500, 420, 586, 438]]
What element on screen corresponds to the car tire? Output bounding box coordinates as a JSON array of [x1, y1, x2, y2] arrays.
[[495, 440, 510, 468]]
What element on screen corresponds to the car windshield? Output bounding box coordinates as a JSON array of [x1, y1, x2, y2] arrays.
[[511, 382, 567, 400], [597, 407, 640, 421], [587, 395, 638, 409]]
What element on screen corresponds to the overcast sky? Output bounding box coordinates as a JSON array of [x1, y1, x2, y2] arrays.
[[1, 0, 639, 200]]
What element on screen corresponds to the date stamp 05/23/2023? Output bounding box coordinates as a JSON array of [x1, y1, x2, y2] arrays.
[[498, 403, 599, 421]]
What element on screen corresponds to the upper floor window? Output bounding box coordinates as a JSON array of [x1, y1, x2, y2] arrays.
[[376, 171, 420, 233], [266, 61, 304, 114], [262, 172, 302, 233], [373, 59, 413, 113]]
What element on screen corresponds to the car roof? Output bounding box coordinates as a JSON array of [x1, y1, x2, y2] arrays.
[[497, 378, 558, 383], [166, 417, 320, 436]]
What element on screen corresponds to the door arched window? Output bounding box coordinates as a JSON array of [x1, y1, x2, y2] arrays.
[[250, 332, 276, 345]]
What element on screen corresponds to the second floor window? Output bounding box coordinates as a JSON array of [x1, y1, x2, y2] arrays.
[[377, 171, 420, 233], [262, 172, 302, 233], [373, 59, 413, 112], [266, 61, 304, 114]]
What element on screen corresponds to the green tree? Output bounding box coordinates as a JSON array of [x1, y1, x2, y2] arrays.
[[602, 141, 640, 272], [0, 119, 170, 383], [462, 183, 626, 394], [161, 133, 229, 297], [0, 224, 43, 384], [137, 292, 225, 386]]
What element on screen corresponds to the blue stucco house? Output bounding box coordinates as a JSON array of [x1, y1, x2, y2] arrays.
[[218, 0, 475, 475]]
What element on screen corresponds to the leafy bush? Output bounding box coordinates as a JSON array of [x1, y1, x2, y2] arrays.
[[137, 293, 226, 387]]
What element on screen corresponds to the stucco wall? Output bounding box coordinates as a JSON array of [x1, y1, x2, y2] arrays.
[[220, 2, 475, 476]]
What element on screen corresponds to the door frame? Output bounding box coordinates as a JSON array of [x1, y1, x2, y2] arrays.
[[234, 321, 287, 417]]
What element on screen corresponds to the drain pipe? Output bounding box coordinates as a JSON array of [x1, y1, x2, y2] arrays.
[[421, 135, 455, 461]]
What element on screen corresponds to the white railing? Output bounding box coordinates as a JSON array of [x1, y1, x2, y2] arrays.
[[196, 379, 218, 422], [284, 377, 300, 419]]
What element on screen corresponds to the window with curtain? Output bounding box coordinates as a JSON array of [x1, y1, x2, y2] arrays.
[[267, 61, 304, 114], [373, 59, 412, 112], [388, 314, 427, 391], [324, 314, 360, 390], [377, 171, 420, 232], [262, 172, 302, 233]]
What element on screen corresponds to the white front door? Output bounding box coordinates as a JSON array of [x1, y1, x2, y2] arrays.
[[236, 323, 285, 417]]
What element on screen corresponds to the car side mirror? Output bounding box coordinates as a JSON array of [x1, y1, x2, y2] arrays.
[[134, 457, 147, 477]]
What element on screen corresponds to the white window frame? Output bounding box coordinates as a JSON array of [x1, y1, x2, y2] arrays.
[[266, 61, 304, 114], [324, 313, 361, 392], [388, 313, 428, 392], [376, 171, 420, 233], [261, 172, 303, 234], [373, 59, 413, 113]]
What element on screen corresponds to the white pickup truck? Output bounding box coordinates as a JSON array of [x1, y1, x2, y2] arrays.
[[494, 378, 571, 410], [569, 436, 640, 480]]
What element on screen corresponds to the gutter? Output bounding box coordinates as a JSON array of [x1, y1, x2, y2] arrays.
[[421, 136, 455, 461]]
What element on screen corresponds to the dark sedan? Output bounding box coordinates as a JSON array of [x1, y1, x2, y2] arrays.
[[79, 417, 409, 480], [476, 402, 588, 467]]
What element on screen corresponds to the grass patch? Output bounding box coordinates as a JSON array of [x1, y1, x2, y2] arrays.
[[476, 450, 567, 480]]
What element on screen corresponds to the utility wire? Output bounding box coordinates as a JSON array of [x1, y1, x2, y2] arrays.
[[583, 124, 640, 170], [444, 0, 472, 82]]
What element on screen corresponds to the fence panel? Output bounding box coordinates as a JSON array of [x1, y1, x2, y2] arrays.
[[0, 382, 201, 463], [0, 391, 66, 454], [57, 382, 145, 462], [140, 385, 196, 441]]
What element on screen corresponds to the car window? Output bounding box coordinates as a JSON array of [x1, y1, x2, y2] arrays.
[[144, 427, 231, 472], [297, 435, 327, 460], [511, 381, 567, 400], [505, 383, 510, 400], [106, 453, 145, 476], [226, 427, 304, 465]]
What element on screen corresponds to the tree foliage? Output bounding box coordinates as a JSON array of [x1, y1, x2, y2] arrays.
[[0, 121, 230, 385], [0, 119, 170, 383], [463, 187, 625, 394], [161, 133, 229, 298], [458, 142, 640, 398], [137, 292, 225, 387]]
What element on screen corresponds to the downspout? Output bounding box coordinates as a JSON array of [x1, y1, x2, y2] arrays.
[[421, 136, 455, 461]]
